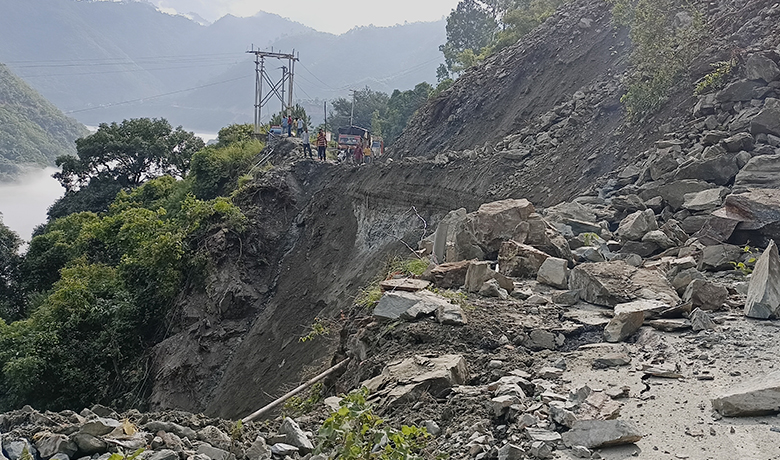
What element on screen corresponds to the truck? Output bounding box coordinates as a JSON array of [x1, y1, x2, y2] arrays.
[[336, 126, 370, 154]]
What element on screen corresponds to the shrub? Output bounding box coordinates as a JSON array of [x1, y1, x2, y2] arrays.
[[314, 388, 429, 460]]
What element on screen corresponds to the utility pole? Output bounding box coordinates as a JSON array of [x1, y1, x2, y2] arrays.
[[246, 49, 299, 136], [324, 101, 327, 133], [349, 89, 356, 127]]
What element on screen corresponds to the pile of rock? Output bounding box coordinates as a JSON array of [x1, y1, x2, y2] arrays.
[[0, 405, 317, 460]]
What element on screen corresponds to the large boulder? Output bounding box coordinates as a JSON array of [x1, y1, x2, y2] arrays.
[[616, 209, 658, 241], [279, 418, 314, 454], [362, 355, 469, 407], [498, 241, 550, 277], [673, 153, 740, 186], [603, 311, 644, 343], [425, 260, 472, 289], [682, 188, 729, 212], [698, 244, 743, 272], [536, 257, 570, 289], [734, 154, 780, 189], [373, 290, 452, 322], [712, 370, 780, 416], [682, 279, 728, 311], [745, 54, 780, 82], [745, 240, 780, 319], [713, 189, 780, 243], [750, 107, 780, 137], [568, 261, 680, 307], [561, 420, 643, 449], [452, 199, 536, 259], [716, 79, 762, 102], [638, 179, 712, 211]]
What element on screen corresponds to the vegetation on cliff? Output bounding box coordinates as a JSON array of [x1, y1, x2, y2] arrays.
[[0, 120, 257, 411]]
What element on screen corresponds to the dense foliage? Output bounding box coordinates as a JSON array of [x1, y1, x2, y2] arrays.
[[0, 121, 256, 411], [0, 63, 88, 181], [328, 85, 434, 146], [315, 388, 430, 460], [608, 0, 708, 119], [0, 218, 22, 321], [49, 118, 205, 219], [439, 0, 570, 75]]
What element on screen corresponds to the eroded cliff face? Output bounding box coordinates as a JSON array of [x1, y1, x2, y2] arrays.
[[147, 0, 780, 418]]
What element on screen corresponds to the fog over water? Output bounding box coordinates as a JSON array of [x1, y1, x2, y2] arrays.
[[0, 167, 64, 241]]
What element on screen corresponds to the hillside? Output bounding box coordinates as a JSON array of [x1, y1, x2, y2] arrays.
[[0, 0, 445, 131], [0, 63, 88, 181]]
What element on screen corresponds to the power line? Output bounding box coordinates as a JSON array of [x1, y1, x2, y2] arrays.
[[64, 75, 250, 114]]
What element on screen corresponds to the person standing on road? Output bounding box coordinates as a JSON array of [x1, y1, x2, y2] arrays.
[[281, 116, 288, 137], [316, 129, 327, 161], [302, 128, 312, 158], [287, 115, 293, 137], [297, 117, 304, 137]]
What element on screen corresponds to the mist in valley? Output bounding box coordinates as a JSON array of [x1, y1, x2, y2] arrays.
[[0, 167, 63, 241]]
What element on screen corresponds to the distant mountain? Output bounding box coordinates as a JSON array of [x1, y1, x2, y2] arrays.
[[0, 0, 445, 132], [0, 63, 88, 181]]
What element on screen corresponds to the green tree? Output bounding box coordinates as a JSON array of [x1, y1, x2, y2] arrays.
[[50, 118, 204, 218], [439, 0, 498, 72], [329, 87, 389, 131], [216, 123, 255, 147], [0, 217, 22, 321], [381, 82, 434, 145], [269, 104, 312, 132]]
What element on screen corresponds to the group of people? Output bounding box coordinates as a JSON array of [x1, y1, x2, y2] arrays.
[[281, 115, 305, 138], [340, 138, 372, 164], [301, 128, 328, 161]]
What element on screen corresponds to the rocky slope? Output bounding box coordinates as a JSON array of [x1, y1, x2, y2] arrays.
[[4, 0, 780, 459]]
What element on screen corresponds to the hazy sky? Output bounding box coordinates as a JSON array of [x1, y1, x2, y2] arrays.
[[152, 0, 460, 34]]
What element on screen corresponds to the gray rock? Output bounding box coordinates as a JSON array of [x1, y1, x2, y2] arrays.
[[701, 130, 729, 146], [745, 240, 780, 319], [80, 418, 121, 437], [35, 434, 77, 460], [197, 426, 231, 451], [561, 419, 643, 449], [549, 404, 577, 428], [593, 352, 631, 368], [552, 290, 580, 306], [700, 244, 743, 272], [536, 257, 569, 289], [735, 154, 780, 189], [498, 241, 550, 278], [5, 440, 38, 460], [279, 418, 313, 454], [479, 279, 508, 299], [674, 153, 739, 186], [453, 199, 537, 260], [426, 260, 471, 289], [465, 261, 494, 292], [568, 261, 680, 307], [616, 209, 658, 241], [529, 441, 553, 459], [196, 444, 234, 460], [682, 188, 729, 212], [497, 443, 524, 460], [523, 329, 559, 351], [70, 433, 106, 456], [746, 54, 780, 82], [270, 443, 298, 457], [717, 79, 762, 102], [144, 422, 197, 440], [373, 291, 423, 321], [614, 299, 670, 319], [639, 179, 713, 211], [491, 395, 521, 417], [148, 450, 178, 460], [245, 436, 271, 460], [712, 370, 780, 416], [436, 302, 467, 326], [751, 107, 780, 137], [604, 311, 644, 343], [682, 279, 728, 311], [722, 132, 754, 152], [89, 405, 119, 419], [424, 420, 441, 437], [690, 308, 717, 332], [571, 445, 592, 458], [641, 230, 676, 249], [715, 189, 780, 242], [671, 268, 707, 294]]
